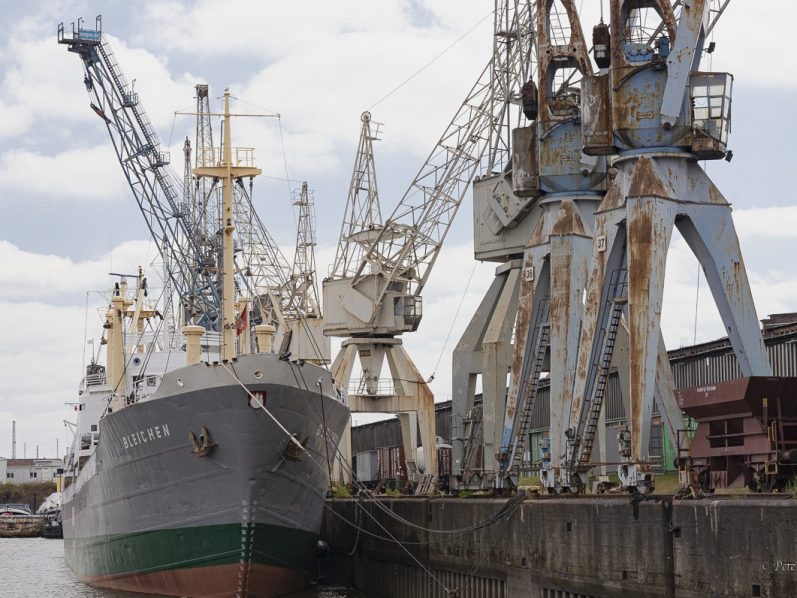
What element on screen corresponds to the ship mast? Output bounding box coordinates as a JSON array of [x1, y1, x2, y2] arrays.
[[194, 90, 261, 361]]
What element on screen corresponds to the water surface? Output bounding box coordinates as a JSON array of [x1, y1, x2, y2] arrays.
[[0, 538, 362, 598]]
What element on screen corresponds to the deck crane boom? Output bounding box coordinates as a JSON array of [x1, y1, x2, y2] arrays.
[[324, 1, 536, 484], [58, 17, 220, 327]]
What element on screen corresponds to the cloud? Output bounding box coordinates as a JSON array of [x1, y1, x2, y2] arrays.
[[135, 0, 482, 61], [733, 206, 797, 239], [0, 302, 92, 459], [0, 145, 128, 203], [0, 239, 157, 300]]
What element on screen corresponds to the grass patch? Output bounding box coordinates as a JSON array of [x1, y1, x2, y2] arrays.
[[786, 477, 797, 497], [331, 481, 351, 498], [653, 471, 681, 495]]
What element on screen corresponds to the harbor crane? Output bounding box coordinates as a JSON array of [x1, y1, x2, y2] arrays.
[[563, 0, 766, 493], [324, 1, 535, 484], [456, 0, 736, 493], [484, 0, 610, 491], [58, 17, 220, 329]]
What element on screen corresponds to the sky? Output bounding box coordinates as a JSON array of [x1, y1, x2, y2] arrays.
[[1, 0, 796, 460]]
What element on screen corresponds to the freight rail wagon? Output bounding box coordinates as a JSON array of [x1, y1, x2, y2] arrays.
[[352, 446, 452, 491], [677, 376, 797, 492]]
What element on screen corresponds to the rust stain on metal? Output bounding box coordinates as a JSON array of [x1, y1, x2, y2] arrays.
[[705, 177, 726, 205], [627, 202, 655, 461], [627, 157, 673, 200], [551, 199, 587, 236], [527, 211, 548, 247], [600, 178, 625, 211]]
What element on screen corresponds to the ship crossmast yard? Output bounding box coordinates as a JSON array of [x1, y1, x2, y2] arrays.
[[324, 0, 536, 486], [192, 90, 262, 361], [179, 84, 329, 361]]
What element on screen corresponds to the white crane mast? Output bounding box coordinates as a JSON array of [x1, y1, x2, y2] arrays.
[[325, 1, 537, 485], [331, 111, 383, 280], [288, 182, 321, 318]]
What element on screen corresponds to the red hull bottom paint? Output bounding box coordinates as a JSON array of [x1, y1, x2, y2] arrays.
[[82, 563, 308, 598]]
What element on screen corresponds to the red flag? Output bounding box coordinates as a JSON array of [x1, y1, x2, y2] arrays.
[[235, 305, 248, 336]]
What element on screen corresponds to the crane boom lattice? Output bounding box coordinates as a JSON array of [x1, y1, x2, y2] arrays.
[[58, 17, 220, 326]]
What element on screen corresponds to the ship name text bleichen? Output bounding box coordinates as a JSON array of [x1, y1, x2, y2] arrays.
[[121, 424, 171, 450]]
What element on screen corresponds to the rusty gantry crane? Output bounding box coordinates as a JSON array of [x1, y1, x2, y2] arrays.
[[454, 0, 602, 491], [562, 0, 766, 494]]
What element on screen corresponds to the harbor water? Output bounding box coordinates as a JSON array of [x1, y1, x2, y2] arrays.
[[0, 538, 365, 598]]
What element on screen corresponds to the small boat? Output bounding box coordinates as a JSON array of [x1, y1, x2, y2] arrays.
[[0, 504, 44, 538], [38, 494, 64, 539], [42, 511, 64, 539]]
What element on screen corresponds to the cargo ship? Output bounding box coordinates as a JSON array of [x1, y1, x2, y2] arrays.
[[61, 90, 350, 597]]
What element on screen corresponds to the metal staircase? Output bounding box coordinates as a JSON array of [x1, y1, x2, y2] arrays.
[[572, 269, 628, 470], [508, 307, 551, 471]]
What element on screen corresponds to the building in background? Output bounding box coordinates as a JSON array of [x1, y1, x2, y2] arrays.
[[2, 459, 63, 485]]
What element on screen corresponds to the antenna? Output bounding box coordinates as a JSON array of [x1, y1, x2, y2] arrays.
[[11, 420, 16, 459]]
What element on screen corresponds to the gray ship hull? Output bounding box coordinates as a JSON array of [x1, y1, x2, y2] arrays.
[[63, 353, 349, 597]]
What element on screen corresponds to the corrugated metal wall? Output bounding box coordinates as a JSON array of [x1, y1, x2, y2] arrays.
[[351, 403, 454, 453]]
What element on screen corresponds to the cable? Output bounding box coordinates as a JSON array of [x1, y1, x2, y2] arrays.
[[429, 261, 477, 382], [219, 357, 529, 595], [367, 10, 494, 111]]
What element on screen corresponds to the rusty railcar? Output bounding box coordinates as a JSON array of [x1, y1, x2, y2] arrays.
[[676, 377, 797, 491]]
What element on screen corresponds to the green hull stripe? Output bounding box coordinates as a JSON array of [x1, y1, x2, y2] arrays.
[[65, 522, 317, 579]]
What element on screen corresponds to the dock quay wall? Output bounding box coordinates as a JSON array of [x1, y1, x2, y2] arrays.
[[320, 496, 797, 597]]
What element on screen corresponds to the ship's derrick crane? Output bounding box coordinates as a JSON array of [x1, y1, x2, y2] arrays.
[[58, 17, 220, 328], [564, 0, 767, 494], [324, 1, 535, 484], [281, 181, 329, 364], [188, 83, 327, 361], [287, 183, 321, 317]]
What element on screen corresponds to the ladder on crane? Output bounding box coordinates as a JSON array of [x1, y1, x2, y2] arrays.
[[507, 311, 551, 472], [572, 268, 628, 471], [58, 17, 220, 325], [462, 405, 484, 475]]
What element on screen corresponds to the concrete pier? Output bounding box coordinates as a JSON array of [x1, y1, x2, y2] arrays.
[[320, 496, 797, 597]]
